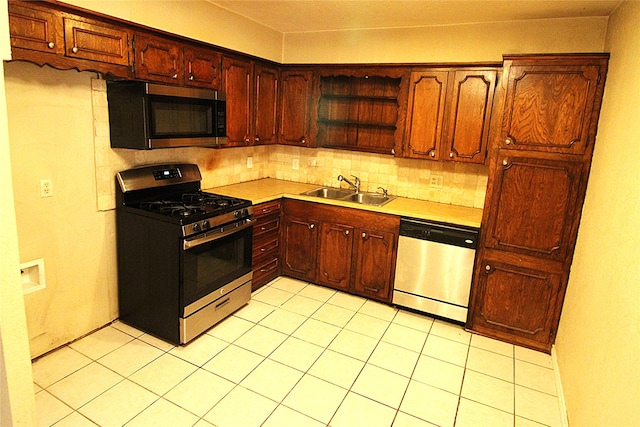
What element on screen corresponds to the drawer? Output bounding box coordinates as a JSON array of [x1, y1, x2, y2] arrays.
[[253, 256, 279, 290], [254, 217, 280, 238], [253, 235, 280, 260], [253, 200, 281, 219]]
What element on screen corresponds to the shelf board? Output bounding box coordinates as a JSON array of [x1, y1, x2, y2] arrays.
[[320, 94, 398, 102], [318, 119, 397, 129]]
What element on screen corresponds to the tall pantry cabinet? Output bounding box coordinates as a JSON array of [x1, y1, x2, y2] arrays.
[[467, 54, 609, 353]]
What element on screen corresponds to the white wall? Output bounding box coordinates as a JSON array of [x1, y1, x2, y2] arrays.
[[555, 2, 640, 425]]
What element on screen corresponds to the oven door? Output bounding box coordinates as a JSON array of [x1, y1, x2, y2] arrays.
[[181, 221, 252, 316]]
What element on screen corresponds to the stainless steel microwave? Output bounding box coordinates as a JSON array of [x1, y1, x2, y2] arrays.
[[107, 81, 227, 149]]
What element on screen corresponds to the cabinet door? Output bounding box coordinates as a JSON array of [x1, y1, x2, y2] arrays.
[[281, 215, 317, 282], [279, 69, 313, 146], [8, 3, 64, 54], [184, 46, 221, 89], [64, 18, 131, 66], [443, 70, 496, 163], [353, 229, 396, 302], [403, 71, 449, 159], [222, 56, 253, 146], [484, 152, 586, 263], [317, 222, 354, 291], [501, 61, 604, 155], [254, 64, 279, 145], [470, 258, 563, 351], [134, 34, 182, 83]]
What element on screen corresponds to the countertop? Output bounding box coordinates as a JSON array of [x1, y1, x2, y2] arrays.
[[207, 178, 483, 228]]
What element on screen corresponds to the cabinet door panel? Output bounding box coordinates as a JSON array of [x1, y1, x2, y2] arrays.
[[444, 70, 496, 163], [8, 3, 64, 54], [280, 70, 313, 146], [471, 259, 562, 349], [184, 46, 221, 89], [484, 153, 585, 262], [502, 63, 602, 154], [318, 222, 354, 291], [282, 216, 317, 282], [222, 56, 253, 146], [134, 34, 181, 83], [404, 71, 449, 159], [64, 18, 131, 65], [353, 229, 395, 301], [254, 64, 279, 145]]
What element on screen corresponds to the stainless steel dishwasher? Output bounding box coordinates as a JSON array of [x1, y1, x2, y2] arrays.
[[393, 217, 479, 323]]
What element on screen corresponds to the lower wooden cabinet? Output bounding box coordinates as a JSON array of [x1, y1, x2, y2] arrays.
[[252, 200, 281, 291], [282, 199, 399, 303]]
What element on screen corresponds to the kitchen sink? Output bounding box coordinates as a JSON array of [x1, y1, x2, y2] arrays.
[[302, 187, 354, 199], [301, 187, 396, 207]]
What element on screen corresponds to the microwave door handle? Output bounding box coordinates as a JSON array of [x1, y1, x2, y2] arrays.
[[183, 220, 252, 250]]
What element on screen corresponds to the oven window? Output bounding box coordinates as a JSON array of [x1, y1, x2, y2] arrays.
[[149, 96, 214, 138], [182, 226, 252, 307]]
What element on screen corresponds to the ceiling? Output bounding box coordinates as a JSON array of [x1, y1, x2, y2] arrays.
[[208, 0, 621, 33]]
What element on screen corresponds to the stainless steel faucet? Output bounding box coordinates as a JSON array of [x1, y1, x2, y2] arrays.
[[337, 174, 360, 193]]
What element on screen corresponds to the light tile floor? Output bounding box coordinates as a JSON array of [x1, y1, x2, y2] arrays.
[[32, 277, 564, 427]]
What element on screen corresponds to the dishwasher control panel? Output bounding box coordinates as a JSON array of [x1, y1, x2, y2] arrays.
[[399, 218, 478, 248]]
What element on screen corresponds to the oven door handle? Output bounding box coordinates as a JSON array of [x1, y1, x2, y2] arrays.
[[183, 219, 252, 250]]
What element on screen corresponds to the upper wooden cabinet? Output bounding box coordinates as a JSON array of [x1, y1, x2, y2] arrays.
[[279, 69, 314, 147], [9, 2, 64, 54], [184, 46, 221, 89], [316, 68, 407, 155], [8, 1, 132, 71], [64, 18, 131, 66], [254, 64, 280, 145], [133, 33, 182, 83], [404, 68, 498, 163], [222, 56, 254, 146], [499, 55, 608, 155]]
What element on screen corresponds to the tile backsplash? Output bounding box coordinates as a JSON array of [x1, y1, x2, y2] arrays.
[[93, 78, 487, 211]]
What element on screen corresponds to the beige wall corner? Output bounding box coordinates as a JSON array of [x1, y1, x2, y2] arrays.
[[556, 1, 640, 425], [0, 2, 36, 425]]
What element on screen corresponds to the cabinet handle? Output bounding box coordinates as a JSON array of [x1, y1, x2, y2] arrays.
[[430, 151, 436, 158], [502, 159, 508, 166], [300, 136, 306, 144], [362, 232, 367, 238], [189, 75, 194, 81], [255, 136, 260, 143], [485, 265, 491, 271], [48, 42, 55, 49], [449, 152, 454, 158], [391, 148, 395, 155], [505, 138, 511, 145], [364, 286, 380, 293], [345, 230, 350, 235], [244, 137, 251, 144], [172, 74, 178, 79], [72, 47, 78, 54], [309, 223, 315, 230]]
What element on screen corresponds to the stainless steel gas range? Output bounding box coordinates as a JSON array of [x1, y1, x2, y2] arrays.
[[115, 163, 253, 344]]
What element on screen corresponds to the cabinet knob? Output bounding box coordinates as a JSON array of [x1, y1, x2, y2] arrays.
[[300, 136, 306, 144], [449, 152, 454, 158], [189, 75, 194, 81], [502, 159, 508, 166], [345, 230, 350, 235], [72, 47, 78, 54], [255, 136, 260, 143], [430, 151, 436, 158], [309, 223, 315, 230], [48, 42, 55, 49], [172, 74, 178, 79], [485, 265, 491, 271], [391, 148, 395, 155], [362, 232, 367, 238], [505, 138, 511, 145], [244, 137, 251, 144]]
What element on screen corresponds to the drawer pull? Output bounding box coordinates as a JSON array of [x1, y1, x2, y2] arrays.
[[215, 298, 231, 310], [364, 286, 380, 293]]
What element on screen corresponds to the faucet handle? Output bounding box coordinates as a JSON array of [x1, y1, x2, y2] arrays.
[[377, 187, 388, 198]]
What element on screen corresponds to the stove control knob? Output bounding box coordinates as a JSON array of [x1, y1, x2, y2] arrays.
[[192, 223, 201, 232], [234, 210, 241, 218], [202, 220, 211, 230]]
